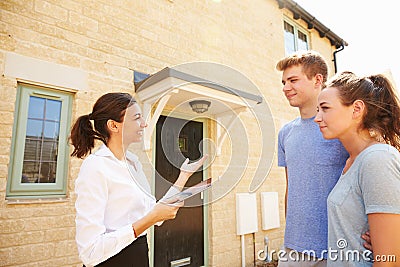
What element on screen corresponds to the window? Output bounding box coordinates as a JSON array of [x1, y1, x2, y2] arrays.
[[7, 84, 73, 198], [284, 20, 309, 55]]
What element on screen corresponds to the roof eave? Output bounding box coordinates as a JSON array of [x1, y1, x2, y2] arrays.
[[276, 0, 348, 48]]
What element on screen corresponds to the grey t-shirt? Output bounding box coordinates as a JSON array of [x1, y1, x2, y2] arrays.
[[327, 144, 400, 266]]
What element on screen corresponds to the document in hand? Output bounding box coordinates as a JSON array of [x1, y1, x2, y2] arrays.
[[161, 178, 212, 204]]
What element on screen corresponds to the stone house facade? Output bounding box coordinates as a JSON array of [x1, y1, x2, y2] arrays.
[[0, 0, 346, 266]]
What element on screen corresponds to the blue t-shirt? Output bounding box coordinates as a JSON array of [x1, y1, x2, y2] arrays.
[[278, 117, 348, 258]]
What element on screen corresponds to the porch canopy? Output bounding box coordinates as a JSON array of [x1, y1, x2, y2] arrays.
[[134, 64, 263, 151]]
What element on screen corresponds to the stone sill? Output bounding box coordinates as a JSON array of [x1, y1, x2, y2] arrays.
[[6, 197, 69, 205]]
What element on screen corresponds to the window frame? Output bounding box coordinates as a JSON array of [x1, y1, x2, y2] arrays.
[[283, 17, 310, 55], [7, 83, 73, 198]]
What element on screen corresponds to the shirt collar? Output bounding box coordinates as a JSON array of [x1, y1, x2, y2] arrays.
[[94, 144, 139, 163]]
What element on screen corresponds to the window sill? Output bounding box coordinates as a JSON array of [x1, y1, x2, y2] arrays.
[[5, 196, 69, 205]]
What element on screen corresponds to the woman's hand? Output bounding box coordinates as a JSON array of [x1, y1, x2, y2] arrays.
[[132, 201, 184, 238], [151, 201, 184, 222], [174, 155, 208, 189], [180, 155, 208, 174]]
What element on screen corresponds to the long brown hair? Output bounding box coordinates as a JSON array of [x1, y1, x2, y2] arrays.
[[70, 92, 136, 158], [327, 71, 400, 150]]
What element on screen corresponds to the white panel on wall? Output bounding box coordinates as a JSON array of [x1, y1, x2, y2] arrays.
[[236, 193, 258, 235], [261, 192, 280, 230]]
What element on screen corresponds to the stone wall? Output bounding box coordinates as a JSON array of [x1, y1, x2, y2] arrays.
[[0, 0, 337, 266]]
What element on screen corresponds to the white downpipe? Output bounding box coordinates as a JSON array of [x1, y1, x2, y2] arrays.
[[241, 234, 245, 267]]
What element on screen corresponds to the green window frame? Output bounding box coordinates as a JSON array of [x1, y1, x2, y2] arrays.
[[7, 84, 73, 198], [283, 19, 310, 55]]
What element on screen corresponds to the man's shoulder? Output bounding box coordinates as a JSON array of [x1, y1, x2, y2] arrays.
[[278, 117, 318, 139], [279, 117, 300, 133]]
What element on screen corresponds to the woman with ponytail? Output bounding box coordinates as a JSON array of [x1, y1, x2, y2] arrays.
[[70, 93, 207, 267], [314, 72, 400, 266]]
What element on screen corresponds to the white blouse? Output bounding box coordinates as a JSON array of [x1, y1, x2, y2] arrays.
[[75, 145, 178, 267]]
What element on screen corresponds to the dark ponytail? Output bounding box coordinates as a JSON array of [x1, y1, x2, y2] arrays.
[[70, 92, 136, 158], [367, 74, 400, 150], [70, 114, 104, 158]]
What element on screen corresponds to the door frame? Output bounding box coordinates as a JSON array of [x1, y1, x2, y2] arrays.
[[150, 111, 210, 267]]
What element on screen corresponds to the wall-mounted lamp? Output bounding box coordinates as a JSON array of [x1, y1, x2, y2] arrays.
[[189, 100, 211, 113]]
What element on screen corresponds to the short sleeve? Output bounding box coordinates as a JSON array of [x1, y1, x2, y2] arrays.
[[359, 149, 400, 215], [277, 127, 287, 167]]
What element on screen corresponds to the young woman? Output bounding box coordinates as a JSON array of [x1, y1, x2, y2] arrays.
[[314, 72, 400, 266], [70, 92, 206, 267]]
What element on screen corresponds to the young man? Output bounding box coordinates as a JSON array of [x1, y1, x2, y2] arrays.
[[276, 50, 349, 266]]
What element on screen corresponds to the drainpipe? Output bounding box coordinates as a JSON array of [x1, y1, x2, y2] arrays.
[[332, 44, 345, 73]]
